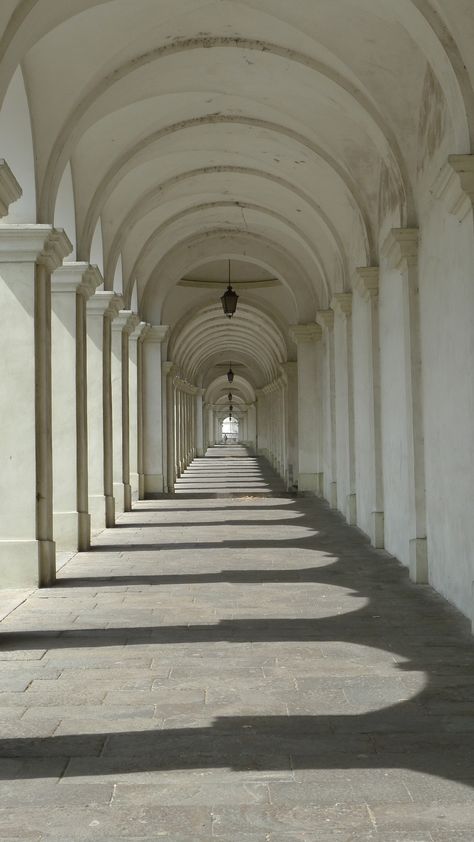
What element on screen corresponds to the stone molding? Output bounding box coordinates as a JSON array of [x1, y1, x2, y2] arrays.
[[0, 160, 22, 218], [111, 308, 136, 333], [0, 225, 72, 268], [143, 324, 170, 344], [331, 293, 352, 317], [432, 155, 474, 222], [381, 228, 418, 270], [52, 262, 101, 299], [316, 308, 335, 330], [129, 320, 149, 342], [106, 293, 124, 321], [289, 323, 322, 344], [353, 267, 380, 301], [162, 361, 175, 377], [175, 377, 198, 395], [87, 290, 120, 317]]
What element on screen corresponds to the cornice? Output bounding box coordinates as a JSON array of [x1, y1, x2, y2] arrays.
[[106, 293, 124, 321], [289, 323, 322, 344], [86, 290, 118, 317], [111, 309, 138, 333], [52, 262, 90, 294], [0, 161, 22, 218], [331, 293, 353, 317], [353, 267, 379, 301], [381, 228, 418, 270], [144, 324, 170, 344], [130, 321, 149, 342], [0, 225, 72, 268]]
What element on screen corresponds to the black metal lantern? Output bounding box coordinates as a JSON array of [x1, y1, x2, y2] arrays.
[[228, 392, 232, 402], [227, 364, 234, 384], [220, 260, 239, 318], [229, 404, 233, 413]]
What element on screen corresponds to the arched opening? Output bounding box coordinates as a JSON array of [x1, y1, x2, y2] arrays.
[[221, 415, 239, 444]]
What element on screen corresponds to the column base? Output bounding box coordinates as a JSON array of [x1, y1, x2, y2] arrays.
[[298, 473, 320, 495], [409, 537, 428, 583], [0, 539, 56, 587], [54, 511, 90, 552], [144, 474, 165, 498], [346, 493, 357, 525], [113, 482, 125, 515], [329, 481, 337, 509], [370, 511, 384, 549], [89, 495, 107, 533]]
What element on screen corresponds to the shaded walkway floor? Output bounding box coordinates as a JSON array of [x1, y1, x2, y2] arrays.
[[0, 461, 474, 838]]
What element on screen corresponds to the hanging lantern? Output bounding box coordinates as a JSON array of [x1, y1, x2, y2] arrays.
[[228, 392, 232, 402], [220, 260, 239, 318], [227, 363, 234, 384], [229, 404, 233, 413]]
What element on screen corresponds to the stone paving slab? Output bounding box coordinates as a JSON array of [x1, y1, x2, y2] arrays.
[[0, 451, 473, 838]]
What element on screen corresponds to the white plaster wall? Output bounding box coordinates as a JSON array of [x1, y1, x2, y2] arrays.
[[379, 265, 410, 567], [321, 331, 332, 500], [418, 199, 474, 618], [54, 162, 77, 259], [352, 294, 374, 538]]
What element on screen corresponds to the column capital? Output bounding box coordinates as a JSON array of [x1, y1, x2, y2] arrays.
[[0, 160, 22, 218], [87, 290, 119, 317], [52, 262, 101, 299], [111, 308, 137, 333], [331, 293, 352, 317], [0, 225, 72, 268], [316, 308, 335, 330], [289, 323, 322, 344], [354, 267, 379, 301], [432, 155, 474, 222], [381, 228, 418, 270], [143, 324, 170, 344], [106, 293, 124, 321], [162, 361, 175, 377], [130, 320, 149, 342]]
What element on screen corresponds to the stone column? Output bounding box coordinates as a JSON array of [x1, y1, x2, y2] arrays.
[[163, 363, 176, 493], [382, 230, 426, 581], [331, 295, 357, 524], [137, 329, 147, 499], [121, 312, 140, 512], [354, 268, 384, 547], [142, 325, 169, 496], [290, 324, 322, 495], [51, 263, 100, 551], [87, 291, 118, 531], [317, 309, 337, 508], [0, 225, 72, 586], [281, 362, 298, 489], [129, 321, 148, 503], [110, 310, 134, 514], [195, 388, 205, 457]]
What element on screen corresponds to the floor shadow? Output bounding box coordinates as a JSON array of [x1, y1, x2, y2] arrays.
[[1, 494, 474, 790]]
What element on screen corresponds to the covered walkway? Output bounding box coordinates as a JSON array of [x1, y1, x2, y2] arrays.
[[0, 456, 473, 839]]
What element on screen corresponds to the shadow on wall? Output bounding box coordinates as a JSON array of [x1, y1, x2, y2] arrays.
[[0, 499, 473, 787]]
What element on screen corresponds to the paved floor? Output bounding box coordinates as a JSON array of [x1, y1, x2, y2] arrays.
[[0, 449, 474, 840]]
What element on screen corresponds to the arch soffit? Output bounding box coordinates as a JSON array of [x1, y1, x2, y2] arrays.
[[137, 229, 317, 322], [80, 117, 374, 264], [35, 38, 414, 236], [103, 167, 349, 290], [107, 200, 333, 305]]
